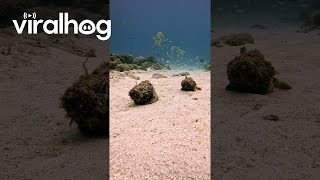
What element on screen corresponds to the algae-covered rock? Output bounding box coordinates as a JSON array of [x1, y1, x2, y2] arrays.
[[110, 54, 134, 64], [181, 77, 197, 91], [120, 54, 135, 64], [146, 56, 157, 63], [133, 56, 147, 65], [129, 80, 158, 105], [109, 58, 122, 70], [128, 64, 139, 70], [110, 53, 167, 71], [226, 48, 291, 94], [138, 65, 148, 71], [151, 64, 163, 70], [115, 63, 132, 72], [141, 61, 154, 69], [61, 63, 108, 136]]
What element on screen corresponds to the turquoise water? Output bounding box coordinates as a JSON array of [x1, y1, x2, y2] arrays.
[[110, 0, 211, 69]]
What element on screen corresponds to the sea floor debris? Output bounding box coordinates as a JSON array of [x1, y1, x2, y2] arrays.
[[226, 47, 291, 94], [129, 80, 159, 105], [60, 63, 109, 136], [181, 77, 197, 91]]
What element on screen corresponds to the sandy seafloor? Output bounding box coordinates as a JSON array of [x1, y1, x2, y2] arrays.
[[1, 23, 320, 179], [0, 33, 108, 179], [109, 70, 211, 179], [212, 25, 320, 179]]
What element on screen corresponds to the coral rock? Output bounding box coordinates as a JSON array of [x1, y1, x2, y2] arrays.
[[115, 63, 132, 72], [151, 64, 163, 70], [129, 80, 158, 105], [110, 54, 168, 72], [226, 48, 291, 94], [61, 63, 108, 136], [181, 77, 197, 91]]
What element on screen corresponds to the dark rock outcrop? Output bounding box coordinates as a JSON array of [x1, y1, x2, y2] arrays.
[[226, 48, 291, 94], [129, 80, 158, 105], [61, 63, 108, 136]]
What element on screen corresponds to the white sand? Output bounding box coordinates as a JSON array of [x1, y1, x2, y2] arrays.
[[2, 22, 319, 179], [110, 70, 211, 179], [212, 26, 320, 179]]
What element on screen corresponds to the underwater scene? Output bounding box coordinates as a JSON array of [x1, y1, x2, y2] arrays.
[[110, 0, 210, 70], [212, 0, 320, 179], [109, 0, 211, 179]]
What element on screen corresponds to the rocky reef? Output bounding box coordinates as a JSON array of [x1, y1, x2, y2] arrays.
[[109, 54, 170, 72]]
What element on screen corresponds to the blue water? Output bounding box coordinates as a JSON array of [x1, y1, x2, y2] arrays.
[[110, 0, 211, 69]]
